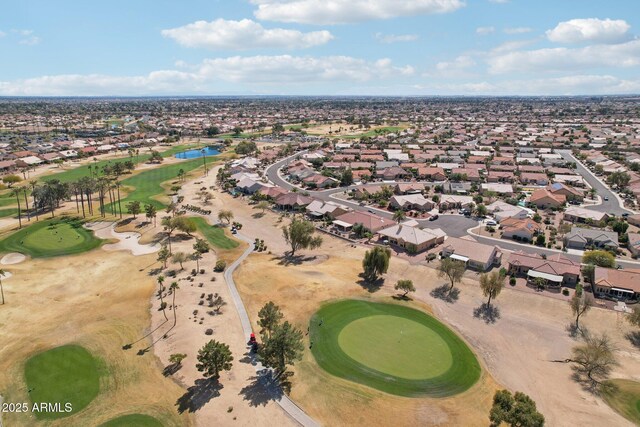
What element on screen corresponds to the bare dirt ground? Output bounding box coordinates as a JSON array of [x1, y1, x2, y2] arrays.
[[224, 192, 640, 426], [0, 249, 190, 427]]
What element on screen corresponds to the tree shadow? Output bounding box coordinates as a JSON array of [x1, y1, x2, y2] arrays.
[[565, 323, 590, 339], [473, 303, 501, 324], [239, 351, 259, 367], [626, 331, 640, 349], [117, 217, 135, 227], [430, 284, 460, 303], [356, 273, 384, 293], [273, 254, 319, 266], [392, 294, 412, 301], [239, 372, 284, 407], [163, 363, 183, 377], [176, 378, 223, 413], [252, 212, 266, 219]]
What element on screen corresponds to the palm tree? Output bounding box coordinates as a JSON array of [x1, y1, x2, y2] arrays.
[[11, 188, 22, 228], [157, 275, 168, 321], [393, 210, 406, 223], [21, 186, 30, 221], [170, 282, 179, 327], [29, 180, 39, 220], [0, 269, 6, 304]]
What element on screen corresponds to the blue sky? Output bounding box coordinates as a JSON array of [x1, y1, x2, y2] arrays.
[[1, 0, 639, 96]]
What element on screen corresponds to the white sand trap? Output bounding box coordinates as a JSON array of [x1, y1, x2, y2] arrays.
[[0, 271, 12, 279], [1, 253, 26, 265], [85, 222, 160, 256]]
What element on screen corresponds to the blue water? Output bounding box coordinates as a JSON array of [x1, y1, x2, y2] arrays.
[[175, 146, 220, 159]]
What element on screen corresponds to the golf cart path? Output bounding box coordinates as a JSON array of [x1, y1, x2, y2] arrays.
[[224, 232, 320, 427], [86, 222, 160, 256]]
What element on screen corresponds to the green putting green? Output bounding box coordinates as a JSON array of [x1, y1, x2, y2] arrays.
[[0, 217, 103, 258], [24, 345, 103, 420], [310, 300, 481, 397], [602, 379, 640, 425], [191, 217, 239, 250], [99, 414, 163, 427]]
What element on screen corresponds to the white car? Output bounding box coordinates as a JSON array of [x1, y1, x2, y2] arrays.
[[486, 220, 497, 226]]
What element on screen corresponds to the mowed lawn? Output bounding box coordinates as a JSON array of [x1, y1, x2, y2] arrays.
[[602, 379, 640, 425], [0, 217, 103, 258], [40, 144, 198, 184], [99, 414, 163, 427], [24, 345, 104, 420], [192, 217, 239, 250], [310, 300, 481, 397], [109, 156, 213, 210]]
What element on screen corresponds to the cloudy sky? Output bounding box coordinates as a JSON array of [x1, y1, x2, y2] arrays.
[[1, 0, 639, 96]]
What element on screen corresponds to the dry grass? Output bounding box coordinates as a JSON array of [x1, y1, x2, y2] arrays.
[[0, 250, 191, 427], [234, 251, 498, 426]]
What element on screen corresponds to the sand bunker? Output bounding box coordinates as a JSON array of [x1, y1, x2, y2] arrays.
[[1, 253, 26, 265], [85, 222, 160, 256]]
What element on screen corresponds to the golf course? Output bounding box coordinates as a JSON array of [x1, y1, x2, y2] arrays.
[[602, 379, 640, 425], [310, 300, 481, 397], [24, 344, 104, 420], [192, 217, 239, 250], [0, 217, 103, 258], [99, 413, 163, 427]]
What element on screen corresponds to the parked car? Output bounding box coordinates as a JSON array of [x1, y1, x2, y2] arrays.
[[604, 196, 609, 201], [622, 212, 630, 217], [486, 220, 497, 226], [429, 214, 439, 221]]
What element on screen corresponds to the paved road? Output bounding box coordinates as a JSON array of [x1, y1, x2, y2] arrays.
[[557, 150, 632, 216], [264, 154, 478, 237], [265, 153, 640, 269], [224, 233, 319, 427]]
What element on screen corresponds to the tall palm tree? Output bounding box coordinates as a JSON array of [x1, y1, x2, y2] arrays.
[[115, 181, 123, 218], [29, 180, 39, 221], [157, 275, 168, 321], [22, 186, 30, 221], [11, 188, 22, 229], [0, 269, 6, 304], [170, 282, 179, 327]]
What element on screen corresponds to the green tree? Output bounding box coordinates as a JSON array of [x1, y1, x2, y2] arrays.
[[362, 246, 391, 282], [126, 200, 141, 218], [489, 389, 545, 427], [582, 264, 595, 284], [535, 234, 546, 247], [256, 200, 270, 214], [196, 340, 234, 380], [144, 203, 157, 226], [156, 274, 168, 321], [612, 220, 628, 235], [438, 258, 466, 293], [157, 245, 170, 269], [570, 293, 593, 331], [258, 301, 284, 338], [206, 126, 220, 137], [282, 217, 323, 257], [171, 252, 188, 270], [480, 271, 504, 307], [169, 353, 187, 366], [259, 321, 304, 376], [193, 238, 210, 254], [393, 210, 406, 223], [218, 209, 234, 225], [475, 204, 488, 217], [191, 251, 203, 271], [2, 174, 22, 187], [570, 333, 618, 390], [582, 250, 616, 268], [394, 279, 415, 297], [340, 169, 354, 186]]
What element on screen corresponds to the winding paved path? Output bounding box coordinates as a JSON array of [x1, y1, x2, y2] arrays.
[[224, 233, 320, 427]]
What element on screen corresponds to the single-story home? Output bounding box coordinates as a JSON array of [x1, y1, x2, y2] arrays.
[[333, 211, 396, 233], [507, 251, 580, 287], [377, 224, 446, 253], [389, 194, 435, 211], [441, 236, 502, 271], [563, 206, 609, 224], [593, 267, 640, 301], [564, 227, 619, 250], [500, 217, 543, 242], [529, 188, 565, 209]]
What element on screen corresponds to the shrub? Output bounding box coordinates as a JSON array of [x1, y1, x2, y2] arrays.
[[562, 288, 570, 296], [214, 260, 227, 272], [509, 277, 516, 286], [205, 329, 213, 335]]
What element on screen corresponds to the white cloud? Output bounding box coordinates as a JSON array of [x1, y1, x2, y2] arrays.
[[435, 55, 475, 72], [488, 39, 640, 74], [0, 55, 414, 95], [433, 75, 640, 95], [488, 0, 509, 3], [11, 29, 40, 45], [546, 18, 631, 44], [504, 27, 532, 34], [19, 36, 40, 46], [161, 19, 333, 50], [476, 26, 495, 35], [374, 33, 418, 44], [490, 39, 536, 54], [251, 0, 465, 25]]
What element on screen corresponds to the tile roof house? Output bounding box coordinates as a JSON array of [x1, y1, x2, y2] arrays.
[[440, 236, 502, 271], [275, 193, 314, 210], [563, 206, 609, 223], [564, 227, 619, 250], [593, 267, 640, 300], [377, 224, 446, 253], [508, 251, 581, 287], [627, 232, 640, 258], [547, 182, 584, 201], [499, 217, 543, 242], [333, 211, 396, 233], [305, 200, 350, 219], [389, 194, 435, 211], [529, 188, 566, 209]]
